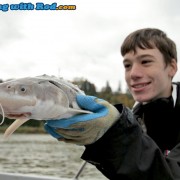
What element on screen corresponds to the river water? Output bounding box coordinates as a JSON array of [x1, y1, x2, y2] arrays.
[[0, 134, 107, 180]]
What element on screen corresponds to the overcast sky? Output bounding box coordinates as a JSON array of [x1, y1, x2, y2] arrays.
[[0, 0, 180, 91]]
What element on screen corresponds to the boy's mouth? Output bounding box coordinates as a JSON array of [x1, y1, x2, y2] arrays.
[[131, 82, 151, 92]]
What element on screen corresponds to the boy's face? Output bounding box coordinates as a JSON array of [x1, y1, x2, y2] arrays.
[[123, 47, 177, 103]]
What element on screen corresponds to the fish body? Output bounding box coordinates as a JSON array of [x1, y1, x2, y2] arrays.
[[0, 75, 90, 138]]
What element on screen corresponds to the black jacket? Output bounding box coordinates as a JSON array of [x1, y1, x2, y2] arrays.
[[81, 82, 180, 180]]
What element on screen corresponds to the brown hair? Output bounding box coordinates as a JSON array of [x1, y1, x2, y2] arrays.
[[121, 28, 177, 65]]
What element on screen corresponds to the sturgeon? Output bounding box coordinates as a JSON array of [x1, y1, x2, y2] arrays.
[[0, 75, 91, 139]]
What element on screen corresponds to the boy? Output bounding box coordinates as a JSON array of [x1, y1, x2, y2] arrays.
[[45, 28, 180, 179]]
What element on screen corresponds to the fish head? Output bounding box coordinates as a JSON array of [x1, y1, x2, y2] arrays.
[[0, 77, 70, 120], [0, 78, 36, 119]]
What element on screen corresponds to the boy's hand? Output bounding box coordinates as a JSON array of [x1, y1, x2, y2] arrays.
[[44, 95, 120, 145]]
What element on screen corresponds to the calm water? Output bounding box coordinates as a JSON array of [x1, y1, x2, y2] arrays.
[[0, 134, 107, 180]]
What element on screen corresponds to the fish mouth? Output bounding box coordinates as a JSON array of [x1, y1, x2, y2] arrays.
[[5, 112, 31, 119]]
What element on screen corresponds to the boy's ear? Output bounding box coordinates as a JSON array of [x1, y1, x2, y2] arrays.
[[169, 59, 177, 78]]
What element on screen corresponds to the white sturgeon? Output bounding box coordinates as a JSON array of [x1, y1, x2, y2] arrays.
[[0, 75, 91, 139]]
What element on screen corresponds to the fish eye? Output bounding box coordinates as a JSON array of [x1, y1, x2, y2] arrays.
[[20, 86, 26, 92]]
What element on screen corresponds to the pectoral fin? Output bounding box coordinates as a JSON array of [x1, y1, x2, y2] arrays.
[[3, 119, 29, 139], [68, 108, 92, 114]]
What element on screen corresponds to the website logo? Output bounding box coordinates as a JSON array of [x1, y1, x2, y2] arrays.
[[0, 2, 76, 12]]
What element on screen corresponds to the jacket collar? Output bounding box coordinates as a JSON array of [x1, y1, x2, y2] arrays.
[[132, 83, 177, 111]]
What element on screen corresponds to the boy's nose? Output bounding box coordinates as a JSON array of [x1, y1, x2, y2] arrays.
[[130, 64, 143, 80]]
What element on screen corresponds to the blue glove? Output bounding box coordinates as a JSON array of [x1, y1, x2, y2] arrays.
[[44, 95, 120, 145]]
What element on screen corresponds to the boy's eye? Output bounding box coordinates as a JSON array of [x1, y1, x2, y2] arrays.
[[124, 63, 131, 69], [142, 60, 152, 64]]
